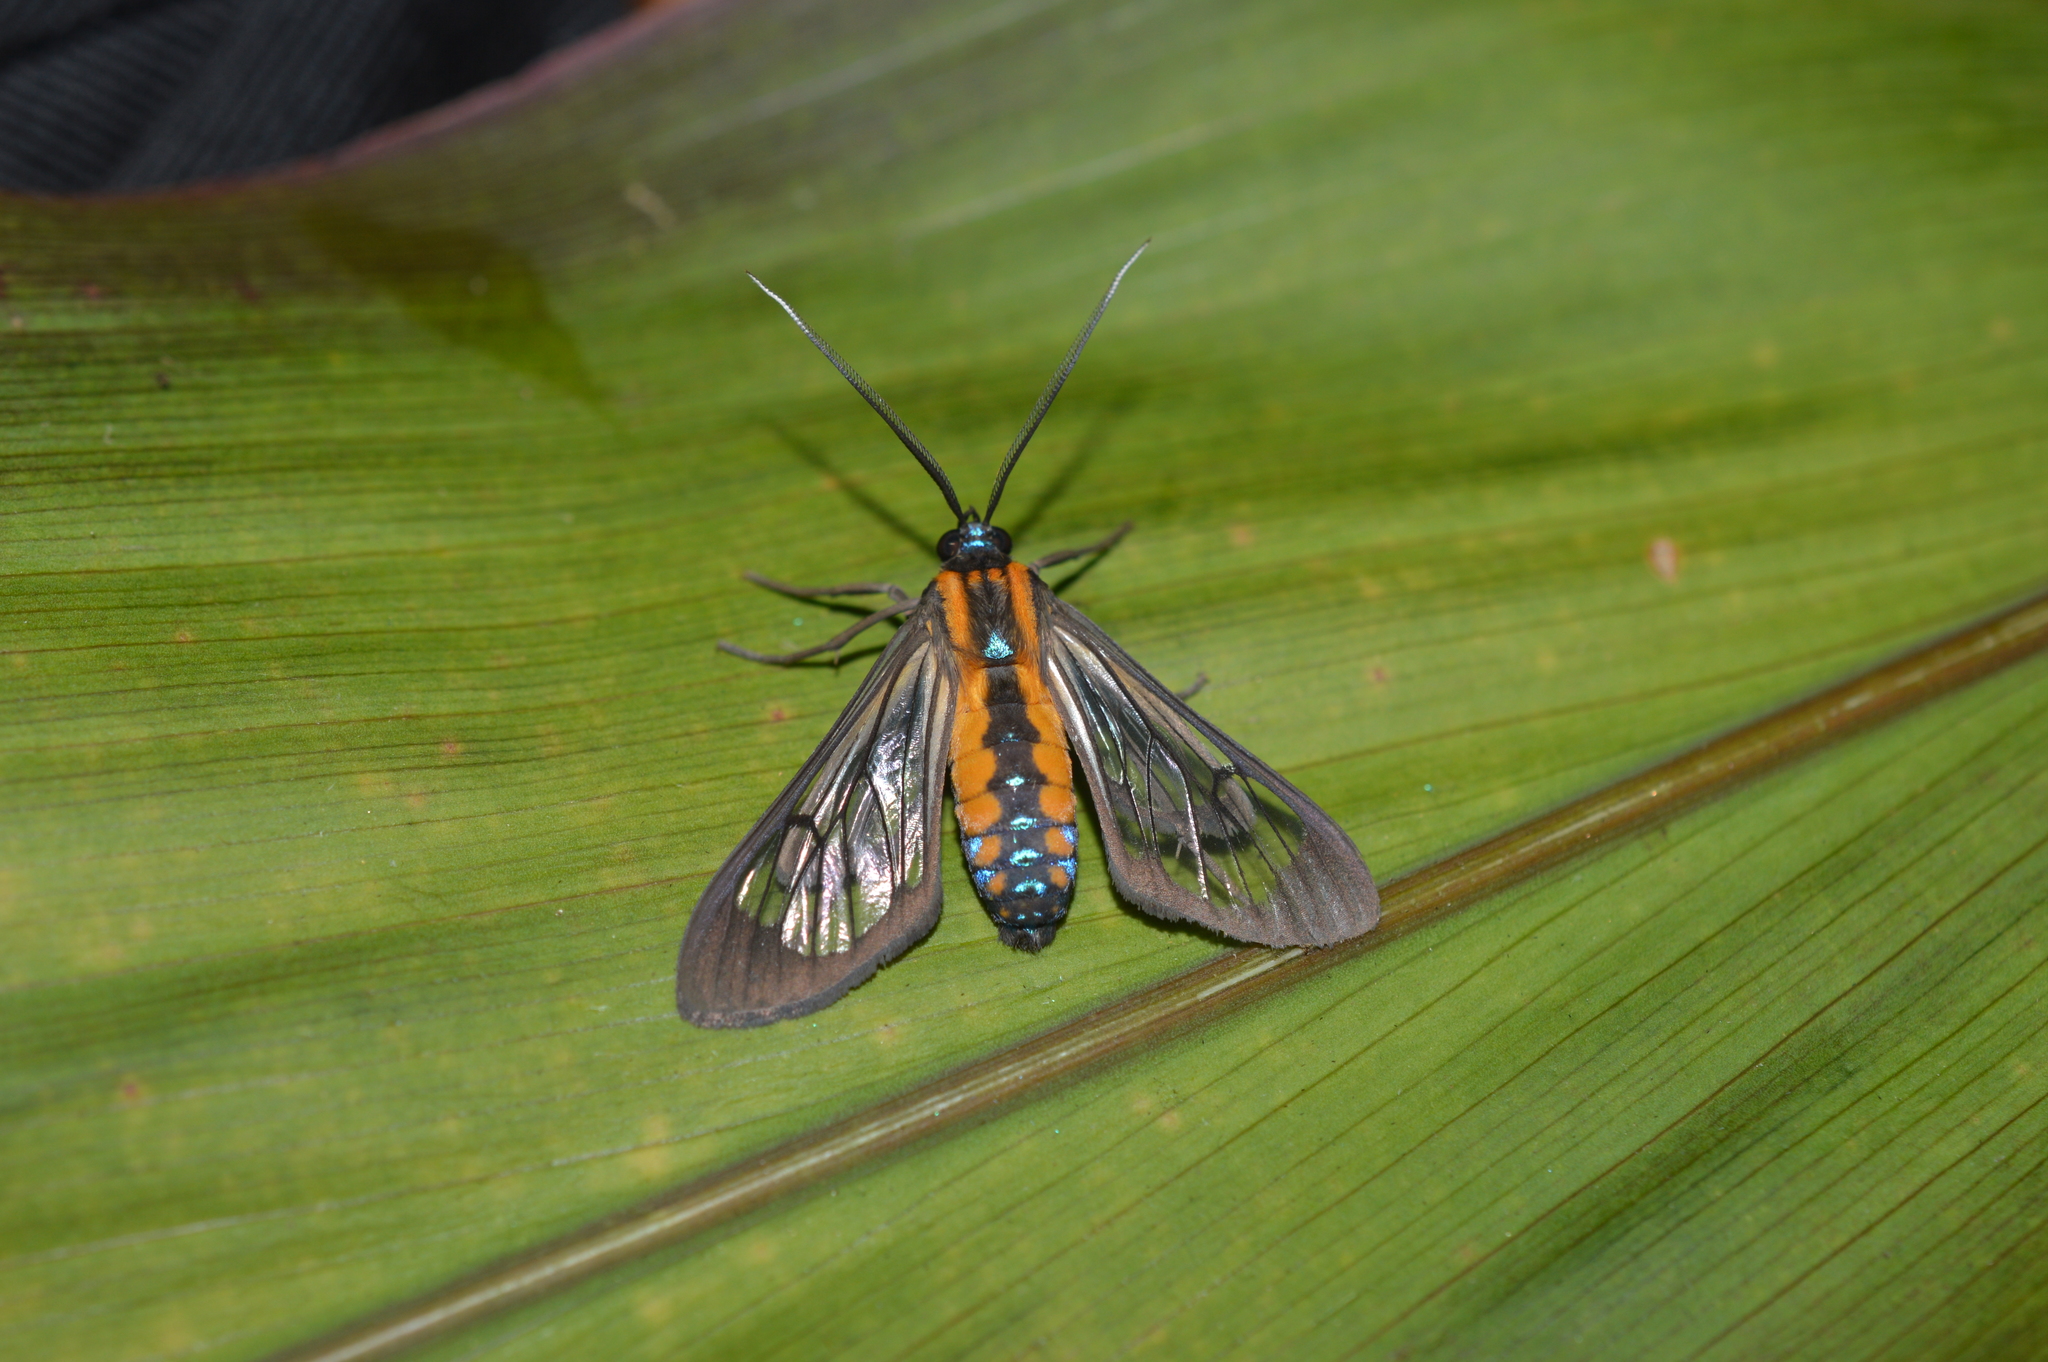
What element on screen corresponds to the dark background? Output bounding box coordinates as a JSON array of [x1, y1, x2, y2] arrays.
[[0, 0, 628, 193]]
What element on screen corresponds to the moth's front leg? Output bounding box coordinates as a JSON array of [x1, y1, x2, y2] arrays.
[[717, 573, 917, 665]]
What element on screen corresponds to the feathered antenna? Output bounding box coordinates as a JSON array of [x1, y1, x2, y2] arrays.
[[981, 240, 1149, 525], [749, 241, 1148, 528], [748, 272, 967, 524]]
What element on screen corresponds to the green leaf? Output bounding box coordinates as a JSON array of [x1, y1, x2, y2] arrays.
[[4, 0, 2045, 1358], [414, 637, 2048, 1361]]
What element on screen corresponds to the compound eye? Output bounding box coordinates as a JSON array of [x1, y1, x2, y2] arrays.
[[937, 529, 961, 561], [990, 526, 1012, 555]]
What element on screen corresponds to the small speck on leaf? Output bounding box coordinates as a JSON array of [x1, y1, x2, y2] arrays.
[[1647, 536, 1682, 583]]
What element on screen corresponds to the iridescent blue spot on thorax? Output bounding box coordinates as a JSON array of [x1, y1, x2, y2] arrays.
[[983, 631, 1015, 660]]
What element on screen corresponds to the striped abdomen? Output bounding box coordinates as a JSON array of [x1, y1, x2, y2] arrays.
[[938, 561, 1078, 951]]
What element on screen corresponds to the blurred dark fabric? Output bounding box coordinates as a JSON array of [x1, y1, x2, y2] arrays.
[[0, 0, 628, 193]]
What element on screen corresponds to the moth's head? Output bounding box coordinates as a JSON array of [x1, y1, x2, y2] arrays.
[[937, 516, 1011, 567]]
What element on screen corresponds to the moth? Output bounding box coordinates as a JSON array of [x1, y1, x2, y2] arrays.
[[677, 244, 1379, 1028]]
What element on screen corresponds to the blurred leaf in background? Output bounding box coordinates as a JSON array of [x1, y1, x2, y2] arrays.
[[0, 0, 627, 193], [2, 0, 2045, 1358]]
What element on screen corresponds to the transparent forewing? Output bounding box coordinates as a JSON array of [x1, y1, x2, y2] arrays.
[[731, 639, 945, 956], [1052, 633, 1303, 910], [1042, 591, 1379, 947], [678, 603, 955, 1028]]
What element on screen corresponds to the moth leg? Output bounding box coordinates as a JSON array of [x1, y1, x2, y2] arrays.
[[743, 572, 913, 607], [718, 599, 915, 666], [1030, 520, 1133, 571], [1177, 671, 1208, 701]]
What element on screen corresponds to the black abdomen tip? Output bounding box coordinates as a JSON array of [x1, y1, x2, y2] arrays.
[[996, 924, 1060, 953]]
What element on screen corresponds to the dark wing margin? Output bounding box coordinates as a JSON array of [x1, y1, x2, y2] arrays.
[[1040, 590, 1379, 947], [678, 601, 955, 1028]]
